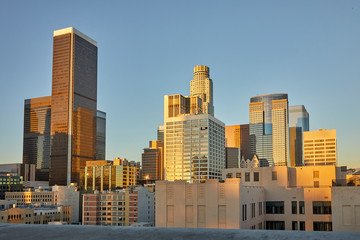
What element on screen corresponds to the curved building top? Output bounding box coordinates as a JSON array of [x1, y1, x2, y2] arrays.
[[193, 65, 209, 74], [250, 93, 288, 103]]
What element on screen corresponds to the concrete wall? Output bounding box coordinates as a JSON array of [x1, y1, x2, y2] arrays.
[[332, 187, 360, 232], [0, 224, 359, 240]]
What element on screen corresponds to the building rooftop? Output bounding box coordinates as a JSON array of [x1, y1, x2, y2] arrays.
[[0, 224, 359, 240]]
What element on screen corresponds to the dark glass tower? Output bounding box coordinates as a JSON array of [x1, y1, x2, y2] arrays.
[[22, 96, 51, 181], [95, 110, 106, 160], [289, 105, 309, 167], [49, 27, 98, 186]]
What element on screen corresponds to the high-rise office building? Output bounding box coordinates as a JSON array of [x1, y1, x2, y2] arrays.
[[23, 96, 51, 181], [164, 66, 225, 183], [249, 94, 289, 167], [142, 141, 164, 181], [303, 129, 337, 166], [190, 65, 214, 115], [289, 105, 309, 167], [225, 124, 250, 160], [50, 27, 98, 186], [95, 110, 106, 160], [157, 125, 164, 142]]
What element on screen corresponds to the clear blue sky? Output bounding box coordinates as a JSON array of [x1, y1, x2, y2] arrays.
[[0, 1, 359, 168]]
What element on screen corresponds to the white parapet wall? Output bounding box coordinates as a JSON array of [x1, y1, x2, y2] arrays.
[[0, 224, 359, 240]]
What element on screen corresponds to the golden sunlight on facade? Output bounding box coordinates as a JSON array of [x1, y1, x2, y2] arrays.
[[156, 164, 360, 232], [303, 129, 337, 166]]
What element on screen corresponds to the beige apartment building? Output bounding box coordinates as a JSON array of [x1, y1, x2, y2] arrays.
[[156, 164, 358, 231], [303, 129, 337, 166], [0, 205, 71, 224], [5, 184, 80, 222]]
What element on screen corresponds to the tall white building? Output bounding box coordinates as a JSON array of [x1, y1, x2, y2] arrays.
[[164, 66, 225, 183]]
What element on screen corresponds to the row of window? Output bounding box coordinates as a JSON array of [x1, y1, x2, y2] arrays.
[[266, 221, 332, 231], [267, 201, 331, 215]]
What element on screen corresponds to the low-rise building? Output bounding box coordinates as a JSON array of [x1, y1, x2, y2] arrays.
[[83, 186, 154, 226], [80, 158, 140, 192], [5, 184, 79, 223], [156, 164, 355, 231], [0, 204, 71, 224]]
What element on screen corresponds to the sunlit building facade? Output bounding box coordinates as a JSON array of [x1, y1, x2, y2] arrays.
[[81, 159, 140, 192], [0, 204, 71, 225], [164, 66, 225, 183], [225, 124, 250, 160], [249, 94, 289, 167], [49, 27, 98, 186], [5, 184, 80, 223], [23, 96, 51, 181], [190, 65, 214, 116], [83, 187, 154, 226], [303, 129, 337, 166], [163, 65, 225, 183], [142, 141, 164, 181], [289, 105, 309, 167]]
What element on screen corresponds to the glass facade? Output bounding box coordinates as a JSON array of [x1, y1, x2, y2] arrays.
[[50, 28, 98, 186], [289, 105, 309, 167], [23, 96, 51, 181], [0, 176, 23, 199], [165, 115, 225, 183], [249, 93, 288, 166], [95, 110, 106, 160]]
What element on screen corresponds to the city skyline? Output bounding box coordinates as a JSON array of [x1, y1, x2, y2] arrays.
[[0, 1, 359, 168]]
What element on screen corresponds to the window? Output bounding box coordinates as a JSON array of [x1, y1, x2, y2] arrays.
[[236, 173, 241, 178], [266, 201, 284, 214], [226, 173, 233, 178], [254, 172, 259, 182], [272, 171, 277, 180], [299, 201, 305, 214], [266, 221, 285, 230], [314, 181, 319, 188], [313, 222, 332, 231], [242, 204, 247, 221], [258, 202, 262, 216], [292, 201, 297, 214], [292, 221, 298, 230], [251, 203, 255, 218], [313, 171, 319, 178], [299, 221, 305, 231], [313, 201, 331, 214], [245, 172, 250, 182]]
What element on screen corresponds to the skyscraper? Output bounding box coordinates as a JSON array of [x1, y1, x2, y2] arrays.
[[164, 65, 225, 183], [142, 140, 164, 181], [23, 96, 51, 181], [249, 93, 288, 167], [190, 65, 214, 115], [289, 105, 309, 167], [157, 125, 164, 142], [95, 110, 106, 160], [225, 124, 250, 160], [50, 27, 98, 186]]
